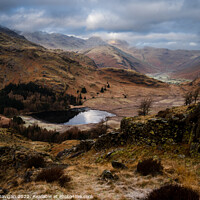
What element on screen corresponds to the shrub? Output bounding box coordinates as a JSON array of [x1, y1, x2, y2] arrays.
[[81, 87, 87, 93], [36, 167, 64, 183], [137, 158, 163, 176], [12, 116, 25, 125], [138, 98, 152, 116], [100, 87, 104, 93], [26, 155, 45, 168], [144, 184, 199, 200], [58, 175, 71, 187]]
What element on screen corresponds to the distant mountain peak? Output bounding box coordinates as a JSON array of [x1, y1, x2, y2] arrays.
[[88, 36, 103, 40], [108, 39, 129, 48], [86, 36, 107, 46]]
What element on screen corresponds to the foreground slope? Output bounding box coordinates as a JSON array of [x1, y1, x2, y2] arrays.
[[0, 104, 200, 199]]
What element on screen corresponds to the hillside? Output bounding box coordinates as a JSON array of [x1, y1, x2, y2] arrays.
[[20, 31, 200, 80], [171, 56, 200, 80], [108, 41, 200, 79], [187, 77, 200, 87], [83, 45, 153, 74], [21, 32, 154, 74], [0, 27, 99, 93], [100, 68, 164, 87], [127, 47, 200, 79], [0, 27, 168, 96]]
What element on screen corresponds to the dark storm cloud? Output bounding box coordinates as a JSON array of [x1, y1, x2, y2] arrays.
[[0, 0, 200, 49]]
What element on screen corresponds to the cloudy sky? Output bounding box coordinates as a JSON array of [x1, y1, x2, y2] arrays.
[[0, 0, 200, 49]]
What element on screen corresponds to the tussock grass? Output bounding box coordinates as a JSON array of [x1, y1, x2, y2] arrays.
[[144, 184, 199, 200]]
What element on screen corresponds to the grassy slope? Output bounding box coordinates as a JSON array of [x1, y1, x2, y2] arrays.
[[0, 105, 200, 199]]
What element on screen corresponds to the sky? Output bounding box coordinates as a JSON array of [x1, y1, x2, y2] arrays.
[[0, 0, 200, 50]]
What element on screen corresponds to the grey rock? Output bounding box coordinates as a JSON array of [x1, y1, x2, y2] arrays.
[[111, 161, 128, 170], [106, 150, 116, 158], [178, 154, 186, 159], [69, 151, 84, 158], [56, 149, 72, 158], [76, 139, 95, 152], [101, 170, 114, 180]]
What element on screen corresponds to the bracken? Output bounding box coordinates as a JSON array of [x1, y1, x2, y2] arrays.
[[137, 158, 163, 176], [144, 184, 199, 200]]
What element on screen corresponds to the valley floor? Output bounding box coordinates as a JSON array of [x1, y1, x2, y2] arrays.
[[21, 91, 185, 133]]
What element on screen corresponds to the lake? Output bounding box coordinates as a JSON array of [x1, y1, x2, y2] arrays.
[[64, 109, 115, 125], [28, 108, 115, 126]]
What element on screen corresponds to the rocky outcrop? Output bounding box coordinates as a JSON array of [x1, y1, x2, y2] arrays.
[[0, 145, 51, 170], [121, 116, 188, 144], [94, 132, 126, 150], [76, 139, 95, 152], [57, 139, 95, 159], [120, 104, 200, 146]]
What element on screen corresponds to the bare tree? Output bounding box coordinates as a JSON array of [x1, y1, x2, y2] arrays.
[[193, 88, 200, 104], [184, 92, 193, 105], [138, 98, 153, 116]]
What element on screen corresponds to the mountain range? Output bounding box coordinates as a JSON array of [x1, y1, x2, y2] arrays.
[[20, 31, 200, 80], [0, 26, 165, 99], [21, 31, 107, 51]]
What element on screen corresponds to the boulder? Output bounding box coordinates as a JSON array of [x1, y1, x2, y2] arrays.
[[94, 132, 122, 150], [76, 140, 95, 152], [111, 161, 128, 170], [101, 170, 114, 180], [101, 170, 119, 181]]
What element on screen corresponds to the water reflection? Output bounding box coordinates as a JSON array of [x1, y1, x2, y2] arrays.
[[64, 109, 115, 125]]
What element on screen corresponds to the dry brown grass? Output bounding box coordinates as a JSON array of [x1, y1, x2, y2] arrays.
[[1, 124, 200, 200]]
